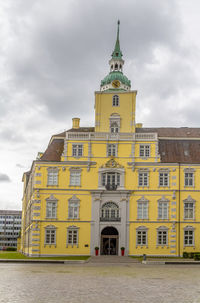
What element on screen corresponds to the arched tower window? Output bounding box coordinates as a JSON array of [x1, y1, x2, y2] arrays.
[[101, 202, 120, 221], [115, 63, 118, 70], [112, 95, 119, 106]]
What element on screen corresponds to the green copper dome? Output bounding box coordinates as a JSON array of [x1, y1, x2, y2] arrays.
[[101, 71, 131, 87]]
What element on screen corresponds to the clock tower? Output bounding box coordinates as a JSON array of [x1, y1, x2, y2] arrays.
[[95, 21, 137, 133]]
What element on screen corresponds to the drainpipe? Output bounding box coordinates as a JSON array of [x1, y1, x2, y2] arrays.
[[178, 163, 181, 257]]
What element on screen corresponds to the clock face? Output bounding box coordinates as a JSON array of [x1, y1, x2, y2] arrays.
[[112, 80, 120, 88]]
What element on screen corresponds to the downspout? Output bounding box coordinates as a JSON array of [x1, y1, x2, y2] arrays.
[[178, 163, 181, 257]]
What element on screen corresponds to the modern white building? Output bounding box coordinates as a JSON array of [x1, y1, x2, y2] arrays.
[[0, 210, 22, 249]]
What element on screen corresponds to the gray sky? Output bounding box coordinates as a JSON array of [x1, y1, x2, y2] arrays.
[[1, 0, 200, 209]]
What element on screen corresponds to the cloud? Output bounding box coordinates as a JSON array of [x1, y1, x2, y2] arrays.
[[0, 0, 200, 208], [0, 173, 11, 182]]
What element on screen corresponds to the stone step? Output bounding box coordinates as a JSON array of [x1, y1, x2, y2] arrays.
[[89, 256, 139, 263]]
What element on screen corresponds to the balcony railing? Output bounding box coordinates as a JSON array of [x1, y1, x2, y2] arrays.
[[66, 132, 157, 141], [105, 184, 117, 191], [100, 217, 121, 222]]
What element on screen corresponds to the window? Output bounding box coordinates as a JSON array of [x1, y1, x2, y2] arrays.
[[157, 227, 168, 246], [112, 95, 119, 106], [158, 201, 169, 219], [184, 202, 194, 219], [107, 144, 117, 157], [67, 226, 79, 246], [72, 144, 83, 157], [184, 227, 194, 246], [137, 198, 148, 219], [110, 122, 119, 133], [139, 145, 150, 158], [68, 196, 80, 219], [138, 172, 149, 187], [185, 173, 194, 186], [47, 168, 58, 186], [45, 226, 56, 245], [136, 227, 147, 246], [70, 169, 81, 186], [100, 202, 120, 221], [46, 202, 57, 218], [159, 172, 169, 187], [102, 172, 120, 188]]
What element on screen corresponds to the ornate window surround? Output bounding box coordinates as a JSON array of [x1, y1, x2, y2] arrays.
[[183, 195, 195, 220], [136, 226, 148, 247], [68, 195, 80, 219], [184, 225, 195, 247], [46, 194, 58, 219], [157, 196, 169, 220], [137, 196, 149, 220], [100, 201, 120, 221], [156, 226, 169, 247], [44, 225, 57, 247], [66, 225, 79, 247], [98, 167, 125, 189]]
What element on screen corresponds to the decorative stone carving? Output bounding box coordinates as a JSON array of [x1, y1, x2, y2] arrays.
[[101, 157, 123, 169]]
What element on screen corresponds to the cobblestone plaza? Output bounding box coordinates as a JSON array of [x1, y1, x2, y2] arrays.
[[1, 262, 200, 303]]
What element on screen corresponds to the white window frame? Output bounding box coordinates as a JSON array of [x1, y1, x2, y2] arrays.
[[138, 171, 149, 187], [183, 196, 195, 220], [67, 226, 79, 247], [107, 144, 117, 157], [100, 202, 120, 221], [69, 169, 81, 186], [110, 122, 119, 133], [157, 226, 168, 246], [68, 196, 80, 219], [184, 172, 194, 187], [101, 172, 120, 187], [112, 95, 119, 107], [157, 199, 169, 220], [109, 114, 120, 134], [72, 144, 83, 157], [184, 226, 194, 247], [139, 145, 150, 158], [159, 171, 169, 187], [137, 197, 149, 220], [136, 227, 148, 246], [46, 201, 57, 219], [45, 225, 56, 245], [47, 167, 58, 186]]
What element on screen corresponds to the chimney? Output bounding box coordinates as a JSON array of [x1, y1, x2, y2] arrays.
[[72, 117, 80, 129], [136, 123, 143, 128]]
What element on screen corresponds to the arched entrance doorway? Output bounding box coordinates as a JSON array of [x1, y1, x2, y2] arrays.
[[101, 227, 119, 255]]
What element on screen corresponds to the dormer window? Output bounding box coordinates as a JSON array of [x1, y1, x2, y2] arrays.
[[112, 95, 119, 106]]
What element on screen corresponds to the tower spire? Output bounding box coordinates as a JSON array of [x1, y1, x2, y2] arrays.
[[112, 20, 123, 59], [100, 21, 131, 92]]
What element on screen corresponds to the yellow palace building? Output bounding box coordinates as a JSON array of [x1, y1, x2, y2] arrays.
[[21, 21, 200, 257]]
